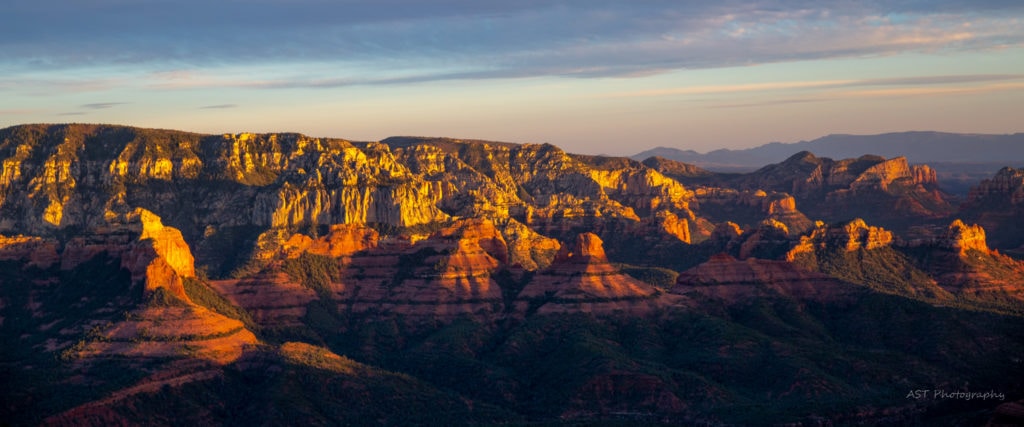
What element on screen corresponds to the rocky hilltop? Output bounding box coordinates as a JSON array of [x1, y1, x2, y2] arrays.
[[1, 124, 1023, 426]]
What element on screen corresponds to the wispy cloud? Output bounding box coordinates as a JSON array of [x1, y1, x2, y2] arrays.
[[81, 102, 126, 109], [852, 74, 1024, 86], [1, 1, 1021, 84], [600, 74, 1024, 99], [605, 80, 857, 98], [199, 104, 237, 109], [57, 112, 87, 116], [710, 98, 823, 109], [836, 81, 1024, 98]]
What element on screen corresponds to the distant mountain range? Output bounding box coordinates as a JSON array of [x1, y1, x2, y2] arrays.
[[633, 131, 1024, 194], [633, 131, 1024, 169]]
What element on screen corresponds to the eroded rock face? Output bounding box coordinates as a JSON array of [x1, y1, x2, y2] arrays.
[[711, 221, 743, 242]]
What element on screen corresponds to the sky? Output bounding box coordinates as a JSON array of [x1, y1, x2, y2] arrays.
[[1, 1, 1023, 156]]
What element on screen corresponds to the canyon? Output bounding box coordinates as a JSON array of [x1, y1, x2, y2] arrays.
[[1, 124, 1022, 426]]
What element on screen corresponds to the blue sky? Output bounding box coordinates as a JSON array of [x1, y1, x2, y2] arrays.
[[1, 1, 1023, 155]]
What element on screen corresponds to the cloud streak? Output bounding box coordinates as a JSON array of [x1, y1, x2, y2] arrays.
[[81, 102, 126, 109], [600, 74, 1024, 99]]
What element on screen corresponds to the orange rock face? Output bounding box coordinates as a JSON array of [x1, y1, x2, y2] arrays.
[[281, 224, 379, 258], [554, 232, 608, 264], [942, 219, 990, 254], [121, 209, 196, 301]]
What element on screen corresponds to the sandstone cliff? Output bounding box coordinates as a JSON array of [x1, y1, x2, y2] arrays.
[[0, 125, 718, 281]]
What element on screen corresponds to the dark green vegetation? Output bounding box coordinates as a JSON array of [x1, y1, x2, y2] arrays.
[[0, 259, 150, 425], [183, 277, 258, 330], [115, 294, 1018, 426], [80, 344, 519, 426]]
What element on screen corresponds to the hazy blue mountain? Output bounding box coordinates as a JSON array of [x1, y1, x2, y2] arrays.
[[634, 132, 1024, 193], [634, 131, 1024, 168]]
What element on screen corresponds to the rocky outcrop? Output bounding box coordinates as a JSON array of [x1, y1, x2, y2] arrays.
[[736, 219, 792, 260], [113, 209, 196, 301], [940, 219, 989, 254], [278, 224, 380, 258], [897, 220, 1024, 304], [722, 151, 953, 228], [496, 218, 561, 270], [786, 219, 893, 260], [553, 232, 608, 264]]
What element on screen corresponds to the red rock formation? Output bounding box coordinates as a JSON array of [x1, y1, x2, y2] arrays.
[[672, 254, 857, 302], [554, 232, 608, 264], [244, 219, 512, 323], [74, 306, 258, 364], [209, 271, 318, 327], [785, 219, 894, 261], [967, 167, 1024, 205], [497, 218, 561, 270], [517, 233, 685, 314], [432, 217, 509, 264]]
